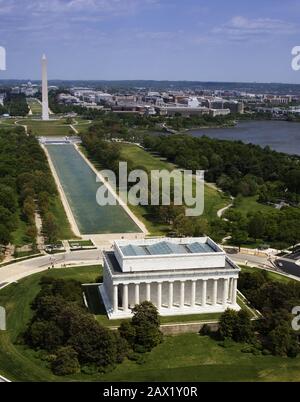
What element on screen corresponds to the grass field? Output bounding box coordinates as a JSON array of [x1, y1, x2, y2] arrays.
[[0, 119, 16, 127], [1, 266, 300, 382], [120, 144, 229, 234], [69, 240, 94, 247], [49, 195, 75, 240], [27, 99, 42, 115], [240, 265, 293, 284], [234, 195, 274, 217], [73, 118, 93, 134], [11, 213, 31, 247], [16, 119, 74, 136]]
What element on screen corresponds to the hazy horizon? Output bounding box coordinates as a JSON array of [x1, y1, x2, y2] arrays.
[[1, 0, 300, 83]]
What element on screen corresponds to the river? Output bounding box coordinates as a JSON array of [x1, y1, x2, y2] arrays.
[[188, 120, 300, 156]]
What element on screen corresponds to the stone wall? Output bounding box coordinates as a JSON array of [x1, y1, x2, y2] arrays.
[[160, 321, 219, 335]]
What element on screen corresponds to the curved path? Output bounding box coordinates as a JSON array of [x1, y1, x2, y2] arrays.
[[0, 249, 103, 290], [217, 202, 233, 218]]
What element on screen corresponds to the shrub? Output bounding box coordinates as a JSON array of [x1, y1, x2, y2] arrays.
[[25, 320, 64, 352], [51, 347, 80, 376]]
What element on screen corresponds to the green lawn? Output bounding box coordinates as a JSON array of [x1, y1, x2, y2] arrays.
[[16, 119, 73, 136], [73, 118, 93, 134], [69, 240, 94, 247], [241, 266, 293, 284], [234, 195, 274, 217], [11, 215, 31, 247], [121, 143, 176, 171], [120, 144, 229, 234], [0, 119, 17, 126], [48, 195, 75, 240], [1, 266, 300, 382], [27, 99, 42, 115]]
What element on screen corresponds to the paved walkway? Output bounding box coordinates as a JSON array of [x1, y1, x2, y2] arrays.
[[0, 249, 103, 289]]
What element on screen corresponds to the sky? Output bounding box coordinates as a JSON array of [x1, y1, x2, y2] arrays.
[[1, 0, 300, 82]]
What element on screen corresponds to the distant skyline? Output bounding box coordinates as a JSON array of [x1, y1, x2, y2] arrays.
[[0, 0, 300, 83]]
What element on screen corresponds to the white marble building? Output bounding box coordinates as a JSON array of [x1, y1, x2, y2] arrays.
[[99, 237, 240, 319]]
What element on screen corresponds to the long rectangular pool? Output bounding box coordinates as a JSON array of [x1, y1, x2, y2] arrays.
[[46, 144, 141, 234]]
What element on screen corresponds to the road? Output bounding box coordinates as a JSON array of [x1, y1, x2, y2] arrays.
[[230, 252, 271, 268], [230, 252, 300, 281], [0, 249, 103, 289]]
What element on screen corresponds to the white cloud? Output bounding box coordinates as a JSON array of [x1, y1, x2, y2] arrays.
[[0, 0, 15, 14], [213, 16, 299, 41], [25, 0, 159, 16]]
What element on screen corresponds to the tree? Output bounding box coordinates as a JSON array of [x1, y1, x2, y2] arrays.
[[43, 212, 59, 243], [231, 229, 248, 251], [130, 301, 163, 352], [0, 224, 11, 245], [267, 322, 299, 357], [51, 347, 80, 376], [119, 321, 136, 347], [233, 310, 254, 343], [25, 320, 64, 352], [247, 213, 266, 241], [219, 309, 237, 340]]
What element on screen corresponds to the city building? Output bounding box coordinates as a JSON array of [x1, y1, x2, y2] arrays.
[[156, 106, 210, 116], [100, 237, 240, 320], [209, 108, 231, 117]]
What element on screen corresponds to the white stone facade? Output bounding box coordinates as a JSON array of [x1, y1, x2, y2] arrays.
[[99, 237, 240, 319]]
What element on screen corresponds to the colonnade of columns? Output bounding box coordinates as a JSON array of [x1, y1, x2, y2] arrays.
[[113, 277, 238, 314]]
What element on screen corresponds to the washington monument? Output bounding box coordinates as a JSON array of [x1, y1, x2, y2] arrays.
[[42, 54, 49, 120]]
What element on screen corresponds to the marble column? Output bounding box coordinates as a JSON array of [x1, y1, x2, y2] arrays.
[[231, 278, 237, 305], [157, 283, 162, 309], [168, 282, 174, 309], [113, 284, 118, 314], [123, 284, 129, 312], [180, 281, 185, 309], [202, 280, 207, 306], [135, 283, 140, 305], [223, 278, 229, 306], [191, 280, 196, 308], [212, 279, 218, 306], [146, 283, 151, 301], [228, 278, 233, 302]]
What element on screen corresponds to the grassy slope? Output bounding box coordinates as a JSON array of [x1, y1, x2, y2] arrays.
[[17, 119, 73, 136], [120, 144, 229, 234], [27, 99, 42, 115], [11, 213, 31, 247], [48, 196, 75, 240], [1, 265, 299, 382], [234, 195, 274, 217], [240, 266, 293, 284]]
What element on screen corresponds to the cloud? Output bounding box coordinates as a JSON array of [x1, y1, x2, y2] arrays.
[[212, 16, 299, 41], [0, 0, 15, 14], [25, 0, 159, 16]]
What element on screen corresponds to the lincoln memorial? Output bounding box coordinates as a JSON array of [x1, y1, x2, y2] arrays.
[[99, 237, 241, 319]]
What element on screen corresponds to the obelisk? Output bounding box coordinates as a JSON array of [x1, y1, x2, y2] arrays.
[[42, 54, 49, 120]]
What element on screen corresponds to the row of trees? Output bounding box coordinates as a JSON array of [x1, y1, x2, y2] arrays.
[[143, 134, 300, 204], [225, 207, 300, 249], [24, 277, 163, 376], [3, 93, 29, 116], [167, 113, 235, 130], [235, 270, 300, 357], [0, 126, 61, 247]]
